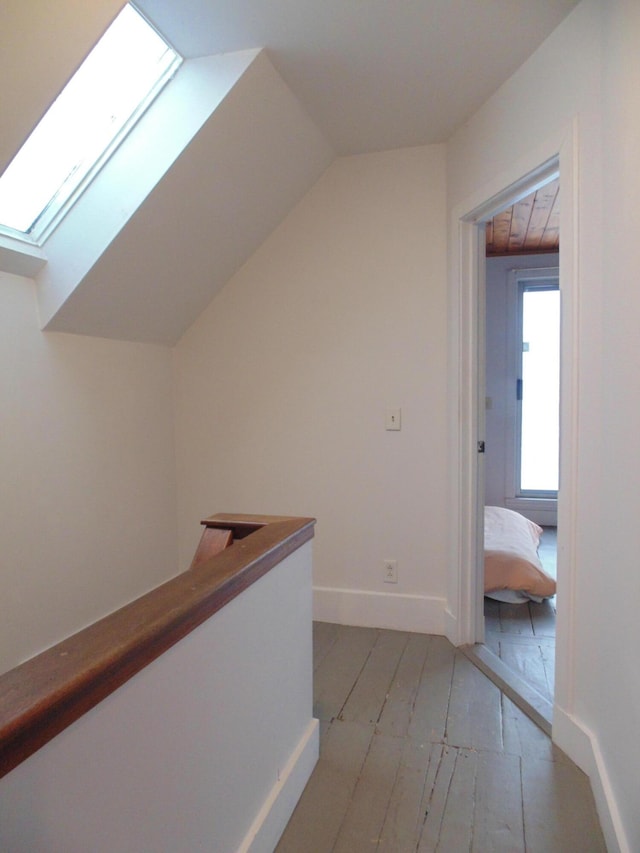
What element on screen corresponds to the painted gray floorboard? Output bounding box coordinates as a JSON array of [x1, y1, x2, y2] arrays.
[[312, 625, 378, 721], [313, 620, 339, 671], [530, 600, 556, 638], [407, 635, 455, 744], [416, 744, 459, 851], [484, 597, 503, 625], [276, 719, 374, 853], [538, 641, 555, 699], [376, 739, 441, 853], [501, 692, 565, 764], [376, 632, 431, 738], [485, 597, 557, 705], [498, 639, 550, 701], [276, 623, 606, 853], [522, 757, 606, 853], [423, 746, 478, 852], [497, 602, 536, 636], [332, 732, 404, 852], [472, 750, 525, 852], [445, 651, 504, 752], [485, 630, 555, 650], [339, 629, 409, 725]]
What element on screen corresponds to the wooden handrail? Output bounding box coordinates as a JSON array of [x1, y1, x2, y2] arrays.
[[0, 514, 315, 779], [189, 525, 234, 569]]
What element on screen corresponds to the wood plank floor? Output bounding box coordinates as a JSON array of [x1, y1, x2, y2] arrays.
[[276, 622, 605, 853], [484, 527, 557, 706]]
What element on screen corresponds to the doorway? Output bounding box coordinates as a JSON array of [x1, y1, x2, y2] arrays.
[[451, 152, 577, 732], [482, 253, 560, 729]]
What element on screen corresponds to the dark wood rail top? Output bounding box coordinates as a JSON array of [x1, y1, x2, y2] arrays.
[[0, 514, 315, 779]]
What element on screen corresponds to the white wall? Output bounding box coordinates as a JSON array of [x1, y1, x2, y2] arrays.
[[484, 252, 559, 520], [0, 272, 178, 673], [595, 1, 640, 850], [173, 145, 449, 634], [448, 1, 639, 849]]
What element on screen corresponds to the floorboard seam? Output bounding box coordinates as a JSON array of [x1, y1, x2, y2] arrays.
[[375, 632, 411, 726], [330, 721, 376, 852], [519, 755, 527, 853], [336, 630, 379, 721], [440, 650, 456, 745]]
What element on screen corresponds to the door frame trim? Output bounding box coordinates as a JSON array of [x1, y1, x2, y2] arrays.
[[446, 121, 580, 718]]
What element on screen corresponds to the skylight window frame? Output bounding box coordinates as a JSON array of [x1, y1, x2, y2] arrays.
[[0, 4, 183, 247]]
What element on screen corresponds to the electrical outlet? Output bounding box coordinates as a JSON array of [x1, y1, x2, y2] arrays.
[[383, 559, 398, 584]]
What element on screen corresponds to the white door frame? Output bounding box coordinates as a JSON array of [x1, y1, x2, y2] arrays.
[[447, 124, 580, 718]]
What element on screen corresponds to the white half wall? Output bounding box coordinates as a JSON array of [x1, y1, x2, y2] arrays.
[[0, 543, 317, 853], [173, 145, 449, 634], [0, 272, 177, 674]]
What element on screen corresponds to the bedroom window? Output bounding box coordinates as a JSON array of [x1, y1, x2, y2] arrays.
[[0, 4, 182, 244], [517, 279, 560, 497]]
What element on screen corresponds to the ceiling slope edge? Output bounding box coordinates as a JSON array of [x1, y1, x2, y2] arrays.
[[38, 49, 334, 345]]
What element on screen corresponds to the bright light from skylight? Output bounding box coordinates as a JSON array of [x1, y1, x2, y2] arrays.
[[0, 4, 181, 241]]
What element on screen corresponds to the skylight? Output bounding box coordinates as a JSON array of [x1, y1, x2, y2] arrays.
[[0, 4, 181, 243]]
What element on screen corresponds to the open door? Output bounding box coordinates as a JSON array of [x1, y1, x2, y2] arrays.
[[451, 155, 568, 731], [481, 255, 560, 730]]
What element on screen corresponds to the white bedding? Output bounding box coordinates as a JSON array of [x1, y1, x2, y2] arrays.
[[484, 506, 556, 603]]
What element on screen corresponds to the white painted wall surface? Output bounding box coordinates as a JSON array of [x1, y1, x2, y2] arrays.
[[173, 146, 449, 634], [0, 273, 177, 674], [595, 1, 640, 850], [0, 544, 317, 853], [448, 1, 639, 849]]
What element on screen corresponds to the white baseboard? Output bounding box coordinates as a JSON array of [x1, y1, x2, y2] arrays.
[[553, 706, 630, 853], [240, 718, 319, 853], [443, 607, 459, 645], [525, 510, 557, 527], [504, 498, 557, 527], [313, 586, 447, 635]]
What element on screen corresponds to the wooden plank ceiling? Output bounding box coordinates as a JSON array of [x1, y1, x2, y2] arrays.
[[486, 178, 559, 256]]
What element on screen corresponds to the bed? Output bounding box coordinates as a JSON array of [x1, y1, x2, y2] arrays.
[[484, 505, 556, 603]]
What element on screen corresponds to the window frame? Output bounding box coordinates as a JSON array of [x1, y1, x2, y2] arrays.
[[504, 266, 560, 510], [0, 4, 182, 246]]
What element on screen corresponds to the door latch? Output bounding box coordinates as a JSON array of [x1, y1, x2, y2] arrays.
[[477, 441, 485, 454]]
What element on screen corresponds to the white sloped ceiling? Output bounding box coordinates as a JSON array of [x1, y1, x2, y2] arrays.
[[37, 50, 333, 344]]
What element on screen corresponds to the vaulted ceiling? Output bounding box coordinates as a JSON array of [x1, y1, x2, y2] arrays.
[[2, 1, 579, 344], [2, 0, 580, 170], [136, 0, 580, 155]]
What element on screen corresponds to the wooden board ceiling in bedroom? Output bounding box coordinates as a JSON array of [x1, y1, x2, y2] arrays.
[[485, 177, 559, 256]]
